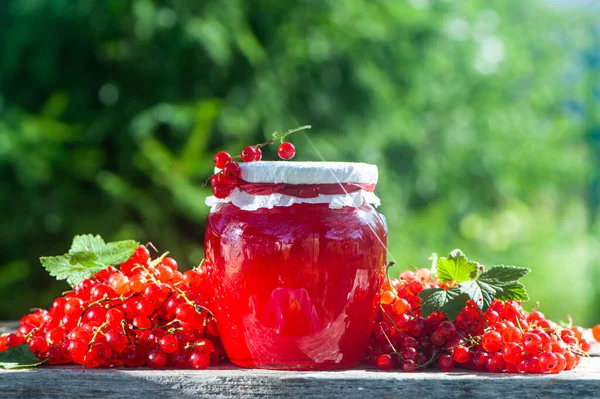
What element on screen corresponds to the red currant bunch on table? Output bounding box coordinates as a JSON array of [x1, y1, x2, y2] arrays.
[[208, 125, 310, 198], [365, 268, 591, 374], [0, 246, 225, 369]]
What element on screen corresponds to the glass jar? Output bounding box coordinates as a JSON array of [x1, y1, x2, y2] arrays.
[[204, 162, 387, 370]]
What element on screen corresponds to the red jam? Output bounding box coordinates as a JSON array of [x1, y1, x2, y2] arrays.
[[205, 201, 387, 370]]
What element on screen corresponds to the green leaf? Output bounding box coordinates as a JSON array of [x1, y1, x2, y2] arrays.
[[40, 234, 139, 287], [491, 281, 530, 302], [40, 254, 104, 287], [69, 234, 107, 255], [479, 265, 530, 282], [419, 287, 469, 321], [436, 249, 481, 283], [459, 280, 497, 312], [0, 345, 45, 369]]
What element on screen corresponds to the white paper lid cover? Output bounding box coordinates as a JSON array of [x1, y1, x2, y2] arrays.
[[238, 161, 378, 185]]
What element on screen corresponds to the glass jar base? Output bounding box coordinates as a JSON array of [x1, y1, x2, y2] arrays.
[[229, 357, 359, 371]]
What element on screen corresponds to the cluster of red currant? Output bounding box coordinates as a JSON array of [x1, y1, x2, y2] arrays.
[[209, 125, 311, 199], [0, 247, 222, 369], [366, 269, 591, 373]]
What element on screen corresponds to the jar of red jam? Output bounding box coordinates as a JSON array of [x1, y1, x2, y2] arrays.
[[204, 162, 387, 370]]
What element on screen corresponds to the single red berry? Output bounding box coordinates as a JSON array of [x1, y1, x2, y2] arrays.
[[482, 330, 503, 352], [453, 345, 471, 364], [254, 147, 262, 161], [552, 353, 567, 374], [213, 151, 232, 169], [376, 354, 394, 371], [438, 354, 455, 372], [538, 351, 558, 372], [240, 146, 258, 162], [68, 339, 88, 365], [486, 352, 506, 373], [147, 350, 168, 369], [5, 334, 23, 348], [402, 359, 417, 372], [29, 336, 49, 356], [212, 181, 232, 199], [592, 324, 600, 342], [159, 335, 179, 354], [438, 321, 456, 338], [277, 142, 296, 160], [502, 342, 523, 364], [105, 330, 128, 353], [222, 162, 241, 180], [522, 332, 542, 354], [189, 350, 211, 370], [122, 344, 146, 367], [160, 257, 178, 272], [45, 345, 63, 365]]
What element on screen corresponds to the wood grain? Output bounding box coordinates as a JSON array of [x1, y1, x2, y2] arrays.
[[1, 322, 599, 399]]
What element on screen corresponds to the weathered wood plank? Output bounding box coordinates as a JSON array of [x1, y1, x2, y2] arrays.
[[1, 322, 599, 399]]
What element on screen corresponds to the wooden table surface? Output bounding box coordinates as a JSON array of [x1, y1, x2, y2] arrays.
[[1, 321, 599, 399]]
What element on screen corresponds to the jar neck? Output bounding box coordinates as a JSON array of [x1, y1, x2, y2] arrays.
[[231, 180, 376, 199]]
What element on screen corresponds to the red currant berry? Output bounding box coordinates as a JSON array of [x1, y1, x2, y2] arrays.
[[189, 350, 211, 369], [376, 354, 394, 371], [213, 151, 232, 169], [212, 181, 232, 199], [438, 354, 455, 372], [222, 162, 241, 180], [502, 342, 522, 364], [402, 359, 417, 372], [486, 352, 506, 373], [453, 345, 471, 364], [277, 142, 296, 160], [522, 332, 542, 354], [159, 335, 179, 354], [538, 351, 558, 372], [254, 147, 262, 161], [240, 146, 258, 162], [147, 350, 168, 369], [482, 330, 503, 352], [45, 345, 63, 365]]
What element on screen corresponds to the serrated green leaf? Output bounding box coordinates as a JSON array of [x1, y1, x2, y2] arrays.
[[436, 249, 481, 283], [69, 234, 107, 255], [492, 281, 530, 302], [459, 280, 497, 312], [419, 287, 469, 320], [479, 265, 530, 282], [0, 344, 45, 369], [102, 240, 139, 266], [41, 235, 139, 287], [40, 254, 105, 286]]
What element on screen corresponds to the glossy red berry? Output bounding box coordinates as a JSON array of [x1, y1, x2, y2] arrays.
[[376, 354, 394, 371], [212, 181, 232, 199], [240, 146, 258, 162], [147, 350, 168, 369], [222, 162, 241, 180], [254, 147, 262, 161], [159, 335, 179, 354], [277, 142, 296, 160], [213, 152, 232, 169], [189, 350, 211, 370]]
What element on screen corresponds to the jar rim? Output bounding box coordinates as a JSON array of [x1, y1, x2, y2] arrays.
[[237, 161, 378, 185]]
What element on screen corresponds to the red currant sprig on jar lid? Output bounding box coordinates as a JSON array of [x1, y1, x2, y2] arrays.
[[206, 125, 311, 198]]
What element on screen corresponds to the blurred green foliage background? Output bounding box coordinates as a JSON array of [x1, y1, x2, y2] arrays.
[[0, 0, 599, 326]]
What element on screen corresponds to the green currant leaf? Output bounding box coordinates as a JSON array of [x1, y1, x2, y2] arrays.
[[0, 345, 45, 369], [40, 234, 139, 287], [479, 265, 530, 282], [459, 280, 497, 312], [419, 287, 469, 321], [490, 281, 530, 302], [69, 234, 107, 255], [436, 249, 481, 283]]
